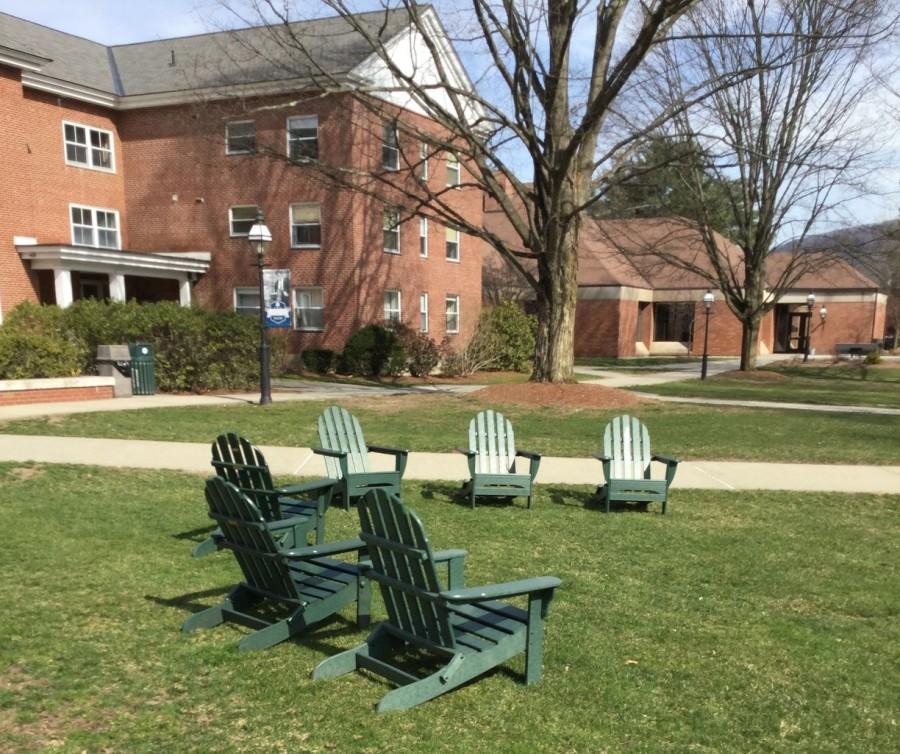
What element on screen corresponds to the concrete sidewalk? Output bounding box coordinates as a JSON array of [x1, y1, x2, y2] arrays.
[[1, 434, 897, 494], [634, 394, 900, 416]]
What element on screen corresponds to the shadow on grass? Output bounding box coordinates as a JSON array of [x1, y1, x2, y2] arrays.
[[171, 524, 216, 542], [146, 586, 231, 614]]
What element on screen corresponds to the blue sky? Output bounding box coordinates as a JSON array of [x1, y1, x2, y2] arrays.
[[2, 0, 897, 234]]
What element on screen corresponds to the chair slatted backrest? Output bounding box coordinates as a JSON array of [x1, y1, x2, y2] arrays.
[[358, 490, 455, 651], [603, 415, 652, 480], [211, 433, 281, 520], [204, 477, 299, 602], [468, 409, 515, 475], [318, 406, 370, 478]]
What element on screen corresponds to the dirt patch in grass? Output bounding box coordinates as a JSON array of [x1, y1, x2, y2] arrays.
[[472, 382, 650, 409], [717, 370, 789, 382]]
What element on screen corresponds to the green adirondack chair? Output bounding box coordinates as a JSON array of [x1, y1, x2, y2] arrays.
[[457, 409, 541, 508], [312, 490, 561, 712], [182, 476, 370, 651], [594, 415, 679, 514], [192, 432, 332, 557], [314, 406, 408, 510]]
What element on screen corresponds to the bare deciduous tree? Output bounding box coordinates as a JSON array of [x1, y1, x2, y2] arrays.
[[629, 0, 898, 369]]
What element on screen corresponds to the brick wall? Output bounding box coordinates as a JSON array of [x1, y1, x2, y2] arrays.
[[0, 64, 127, 319], [690, 301, 754, 357], [0, 385, 114, 405], [574, 299, 622, 356], [809, 300, 882, 354]]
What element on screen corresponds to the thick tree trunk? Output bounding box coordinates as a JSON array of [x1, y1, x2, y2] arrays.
[[532, 224, 580, 382], [739, 316, 761, 370]]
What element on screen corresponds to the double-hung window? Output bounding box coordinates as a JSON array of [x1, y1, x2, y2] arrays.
[[294, 287, 325, 331], [419, 142, 429, 180], [419, 292, 429, 333], [419, 217, 428, 257], [229, 205, 259, 237], [445, 294, 460, 334], [383, 209, 400, 253], [290, 203, 321, 248], [63, 121, 114, 171], [234, 288, 260, 316], [382, 122, 400, 170], [446, 151, 460, 187], [70, 205, 120, 249], [384, 290, 402, 324], [225, 121, 256, 154], [288, 115, 318, 160], [445, 226, 460, 261]]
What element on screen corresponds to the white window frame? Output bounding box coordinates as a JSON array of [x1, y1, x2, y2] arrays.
[[419, 142, 429, 181], [419, 292, 429, 333], [419, 217, 428, 257], [233, 287, 260, 316], [287, 115, 319, 161], [384, 289, 402, 324], [445, 294, 460, 334], [69, 203, 121, 249], [383, 209, 401, 254], [290, 202, 322, 249], [229, 205, 259, 237], [225, 120, 256, 155], [445, 226, 461, 262], [62, 120, 115, 173], [382, 122, 400, 170], [446, 151, 460, 187], [293, 287, 325, 331]]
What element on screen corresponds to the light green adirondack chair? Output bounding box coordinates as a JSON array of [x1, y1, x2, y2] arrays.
[[182, 477, 370, 652], [457, 409, 541, 508], [312, 490, 561, 712], [594, 415, 679, 514], [314, 406, 408, 510]]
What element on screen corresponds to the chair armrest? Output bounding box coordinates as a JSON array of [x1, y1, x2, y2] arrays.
[[265, 515, 312, 532], [433, 549, 467, 590], [313, 447, 347, 459], [592, 454, 611, 462], [516, 449, 541, 461], [455, 447, 475, 457], [652, 454, 680, 487], [367, 444, 409, 476], [441, 576, 561, 603], [652, 454, 679, 466], [284, 538, 366, 560], [515, 449, 541, 482], [278, 478, 336, 496]]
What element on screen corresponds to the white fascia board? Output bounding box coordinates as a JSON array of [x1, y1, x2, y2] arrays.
[[0, 45, 51, 72], [17, 245, 211, 276], [20, 71, 117, 108]]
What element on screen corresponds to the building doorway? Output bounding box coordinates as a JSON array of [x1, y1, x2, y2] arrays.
[[774, 304, 810, 353]]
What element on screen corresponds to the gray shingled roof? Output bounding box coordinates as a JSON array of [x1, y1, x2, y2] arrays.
[[0, 8, 414, 96]]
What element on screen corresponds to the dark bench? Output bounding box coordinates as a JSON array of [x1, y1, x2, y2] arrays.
[[835, 342, 879, 358]]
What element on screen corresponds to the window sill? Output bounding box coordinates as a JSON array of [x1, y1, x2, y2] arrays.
[[64, 160, 116, 174], [384, 249, 401, 255], [291, 245, 321, 250], [225, 150, 256, 156], [295, 327, 325, 333], [445, 257, 461, 264]]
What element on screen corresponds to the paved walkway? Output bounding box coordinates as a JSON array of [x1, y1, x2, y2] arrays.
[[633, 394, 900, 416], [1, 434, 897, 494]]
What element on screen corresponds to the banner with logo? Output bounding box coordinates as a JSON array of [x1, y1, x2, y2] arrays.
[[263, 269, 292, 328]]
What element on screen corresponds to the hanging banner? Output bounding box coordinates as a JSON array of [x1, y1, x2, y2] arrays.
[[263, 269, 292, 328]]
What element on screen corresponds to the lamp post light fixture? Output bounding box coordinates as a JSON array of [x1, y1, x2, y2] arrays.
[[247, 211, 273, 405], [803, 292, 816, 363], [819, 305, 828, 322], [701, 289, 715, 380]]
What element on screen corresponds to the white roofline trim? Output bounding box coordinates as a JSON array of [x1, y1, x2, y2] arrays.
[[0, 45, 51, 72], [17, 245, 211, 275]]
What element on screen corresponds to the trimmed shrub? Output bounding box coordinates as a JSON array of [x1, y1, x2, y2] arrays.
[[301, 348, 336, 374], [339, 325, 406, 376], [478, 301, 536, 372], [0, 330, 82, 379], [393, 324, 440, 377]]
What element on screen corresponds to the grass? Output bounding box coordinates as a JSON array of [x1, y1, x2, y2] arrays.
[[632, 365, 900, 409], [575, 356, 705, 368], [2, 394, 898, 464], [0, 463, 897, 752]]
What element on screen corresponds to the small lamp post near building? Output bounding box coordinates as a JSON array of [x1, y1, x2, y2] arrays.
[[701, 289, 715, 380], [803, 292, 816, 363], [248, 211, 273, 405]]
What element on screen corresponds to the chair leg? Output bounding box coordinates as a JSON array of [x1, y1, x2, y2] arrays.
[[356, 574, 372, 628], [237, 619, 295, 652], [191, 535, 220, 558], [181, 604, 225, 633], [312, 625, 393, 680], [525, 593, 547, 685]]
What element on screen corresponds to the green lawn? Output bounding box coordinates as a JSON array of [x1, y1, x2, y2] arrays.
[[575, 356, 705, 367], [631, 365, 900, 409], [1, 463, 897, 752], [2, 394, 899, 464]]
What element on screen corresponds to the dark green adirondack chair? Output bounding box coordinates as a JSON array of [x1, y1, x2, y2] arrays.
[[182, 477, 370, 651], [594, 415, 679, 514], [457, 409, 541, 508], [192, 432, 332, 557], [312, 490, 561, 712], [314, 405, 408, 510]]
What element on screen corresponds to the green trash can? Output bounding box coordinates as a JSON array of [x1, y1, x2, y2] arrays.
[[129, 343, 156, 395]]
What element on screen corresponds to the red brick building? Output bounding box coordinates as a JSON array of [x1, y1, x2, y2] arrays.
[[0, 8, 483, 350], [484, 212, 887, 358]]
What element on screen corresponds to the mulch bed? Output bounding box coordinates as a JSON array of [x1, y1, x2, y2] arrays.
[[472, 382, 651, 409]]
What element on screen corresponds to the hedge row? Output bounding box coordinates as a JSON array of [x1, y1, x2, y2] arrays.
[[0, 300, 288, 392]]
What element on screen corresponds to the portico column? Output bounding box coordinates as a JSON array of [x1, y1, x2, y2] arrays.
[[179, 276, 192, 307], [53, 268, 73, 308], [108, 272, 126, 302]]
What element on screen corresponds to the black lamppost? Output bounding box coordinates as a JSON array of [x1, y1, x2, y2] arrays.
[[803, 292, 816, 363], [701, 289, 715, 380], [248, 211, 273, 405]]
